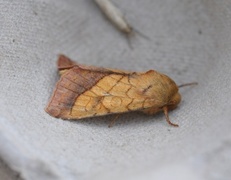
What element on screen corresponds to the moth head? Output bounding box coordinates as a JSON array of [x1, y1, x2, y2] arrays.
[[162, 80, 197, 127], [166, 91, 181, 110], [166, 82, 198, 110], [157, 73, 181, 108]]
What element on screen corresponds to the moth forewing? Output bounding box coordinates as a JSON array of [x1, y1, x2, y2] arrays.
[[46, 55, 183, 127]]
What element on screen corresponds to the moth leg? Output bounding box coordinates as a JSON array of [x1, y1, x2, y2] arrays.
[[108, 114, 120, 128], [163, 106, 179, 127]]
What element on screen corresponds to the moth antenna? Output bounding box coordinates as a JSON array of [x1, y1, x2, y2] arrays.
[[132, 27, 150, 41], [125, 34, 134, 50], [163, 106, 179, 127], [178, 82, 198, 88], [124, 28, 150, 49], [108, 114, 120, 128]]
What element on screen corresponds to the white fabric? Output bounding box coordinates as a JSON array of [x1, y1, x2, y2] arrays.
[[0, 0, 231, 179]]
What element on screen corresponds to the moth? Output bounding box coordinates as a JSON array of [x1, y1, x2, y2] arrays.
[[94, 0, 133, 35], [46, 55, 196, 127], [94, 0, 149, 49]]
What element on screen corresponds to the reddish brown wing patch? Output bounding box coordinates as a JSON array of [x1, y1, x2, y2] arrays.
[[45, 67, 109, 119], [57, 54, 76, 70]]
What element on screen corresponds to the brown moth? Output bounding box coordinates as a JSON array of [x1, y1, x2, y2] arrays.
[[46, 55, 193, 127]]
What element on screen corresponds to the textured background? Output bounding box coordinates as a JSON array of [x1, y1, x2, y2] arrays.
[[0, 0, 231, 180]]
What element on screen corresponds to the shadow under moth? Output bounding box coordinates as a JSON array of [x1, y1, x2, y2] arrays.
[[45, 55, 196, 127]]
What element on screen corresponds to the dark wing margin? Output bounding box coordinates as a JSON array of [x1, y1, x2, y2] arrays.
[[57, 54, 132, 75]]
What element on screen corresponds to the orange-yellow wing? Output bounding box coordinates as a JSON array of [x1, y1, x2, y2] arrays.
[[45, 62, 165, 119]]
